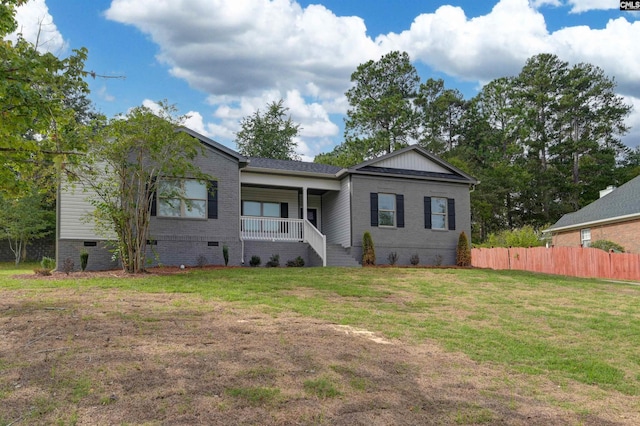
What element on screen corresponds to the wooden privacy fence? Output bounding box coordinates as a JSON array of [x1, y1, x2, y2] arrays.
[[471, 246, 640, 281]]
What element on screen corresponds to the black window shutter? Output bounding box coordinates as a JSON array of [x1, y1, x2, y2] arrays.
[[280, 202, 288, 218], [447, 198, 456, 230], [424, 196, 432, 229], [207, 180, 218, 219], [396, 194, 404, 228], [370, 193, 378, 227], [149, 178, 157, 217]]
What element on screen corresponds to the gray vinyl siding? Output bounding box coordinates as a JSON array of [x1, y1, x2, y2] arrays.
[[322, 177, 351, 247], [59, 176, 113, 240], [350, 174, 471, 266]]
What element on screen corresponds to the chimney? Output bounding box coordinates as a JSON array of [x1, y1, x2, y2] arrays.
[[599, 185, 616, 198]]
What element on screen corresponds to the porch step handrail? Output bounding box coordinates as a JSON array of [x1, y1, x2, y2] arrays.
[[241, 216, 303, 241], [304, 219, 326, 267], [240, 216, 326, 266]]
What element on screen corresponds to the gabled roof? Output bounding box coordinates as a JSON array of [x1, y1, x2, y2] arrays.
[[347, 145, 479, 184], [246, 157, 343, 176], [547, 175, 640, 232], [177, 127, 247, 163]]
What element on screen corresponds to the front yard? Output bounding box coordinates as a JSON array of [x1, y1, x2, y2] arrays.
[[1, 264, 639, 425]]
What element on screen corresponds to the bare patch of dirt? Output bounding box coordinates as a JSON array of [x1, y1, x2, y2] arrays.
[[1, 285, 638, 425]]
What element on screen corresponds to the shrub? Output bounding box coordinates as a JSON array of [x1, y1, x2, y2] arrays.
[[61, 258, 75, 275], [590, 240, 625, 253], [222, 245, 229, 266], [456, 231, 471, 267], [41, 256, 56, 270], [410, 254, 419, 266], [249, 255, 261, 267], [286, 256, 305, 267], [387, 251, 398, 265], [196, 254, 208, 267], [479, 225, 545, 248], [362, 232, 375, 266], [265, 254, 280, 267], [33, 267, 52, 276], [80, 250, 89, 271]]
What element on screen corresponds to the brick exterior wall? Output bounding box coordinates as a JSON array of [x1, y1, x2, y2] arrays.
[[349, 174, 472, 266], [552, 218, 640, 253], [0, 237, 55, 263], [58, 144, 243, 271]]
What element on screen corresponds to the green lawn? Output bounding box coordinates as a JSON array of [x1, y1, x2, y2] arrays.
[[3, 263, 639, 396]]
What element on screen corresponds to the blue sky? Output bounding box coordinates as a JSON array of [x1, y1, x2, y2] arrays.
[[10, 0, 640, 159]]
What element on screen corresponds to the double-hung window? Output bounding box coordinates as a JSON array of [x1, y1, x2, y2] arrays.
[[370, 193, 404, 228], [424, 196, 455, 230], [378, 193, 396, 227], [431, 197, 448, 230], [581, 228, 591, 247], [158, 179, 207, 219]]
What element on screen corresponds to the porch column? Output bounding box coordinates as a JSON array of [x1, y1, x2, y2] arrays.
[[302, 186, 308, 222]]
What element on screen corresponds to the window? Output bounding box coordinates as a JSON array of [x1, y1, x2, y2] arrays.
[[581, 228, 591, 247], [242, 201, 287, 232], [370, 193, 404, 228], [378, 193, 396, 227], [424, 197, 455, 230], [431, 197, 447, 230], [158, 179, 207, 219]]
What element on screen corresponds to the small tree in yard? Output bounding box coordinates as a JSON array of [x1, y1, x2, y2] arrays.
[[362, 231, 376, 266], [456, 231, 471, 267], [0, 191, 54, 265], [72, 102, 212, 273]]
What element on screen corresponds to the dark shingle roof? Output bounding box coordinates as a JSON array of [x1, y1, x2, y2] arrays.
[[247, 157, 342, 175], [358, 166, 472, 181], [548, 175, 640, 230]]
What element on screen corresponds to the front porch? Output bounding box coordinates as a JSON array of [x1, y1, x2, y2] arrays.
[[240, 216, 327, 266]]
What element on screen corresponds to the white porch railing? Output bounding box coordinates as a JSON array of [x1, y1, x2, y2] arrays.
[[240, 216, 326, 266], [241, 217, 303, 241]]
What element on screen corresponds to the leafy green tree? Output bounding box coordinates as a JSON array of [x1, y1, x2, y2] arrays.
[[235, 99, 300, 160], [456, 77, 528, 239], [337, 51, 420, 165], [512, 54, 631, 227], [71, 102, 212, 273], [416, 78, 466, 156], [0, 190, 54, 265], [1, 0, 91, 196]]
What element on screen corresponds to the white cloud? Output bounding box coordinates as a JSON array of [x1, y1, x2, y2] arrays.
[[105, 0, 380, 98], [96, 86, 115, 102], [564, 0, 619, 13], [551, 18, 640, 95], [9, 0, 66, 53], [104, 0, 639, 155], [378, 0, 552, 82]]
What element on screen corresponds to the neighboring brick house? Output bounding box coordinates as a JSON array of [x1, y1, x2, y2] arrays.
[[57, 128, 478, 270], [545, 175, 640, 253]]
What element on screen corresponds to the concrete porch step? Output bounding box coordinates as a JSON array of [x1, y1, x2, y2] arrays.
[[325, 244, 361, 267]]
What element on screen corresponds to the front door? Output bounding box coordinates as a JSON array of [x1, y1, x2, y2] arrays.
[[306, 208, 318, 228]]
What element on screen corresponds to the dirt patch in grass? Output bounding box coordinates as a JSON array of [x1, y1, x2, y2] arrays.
[[1, 284, 638, 425]]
